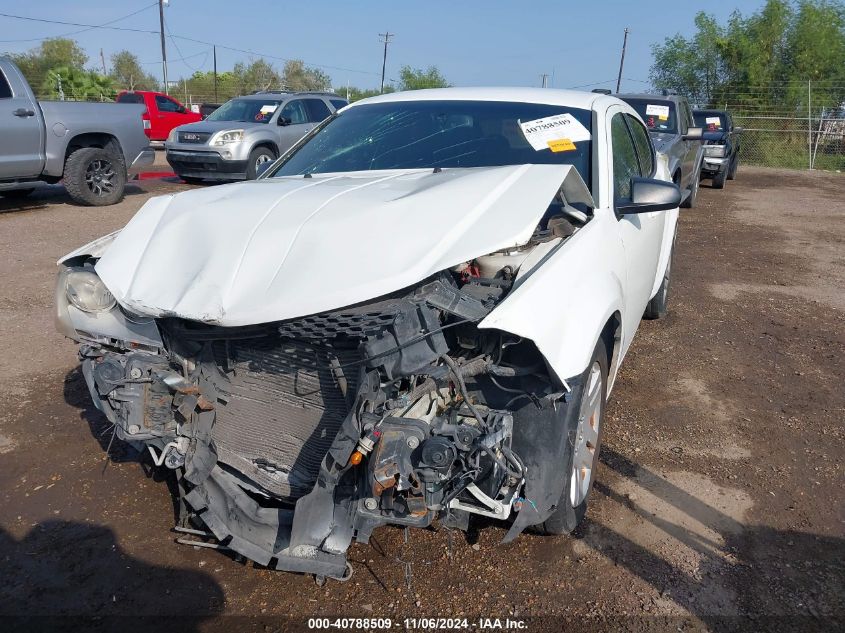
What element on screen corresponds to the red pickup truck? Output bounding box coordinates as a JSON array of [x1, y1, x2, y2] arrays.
[[116, 91, 201, 142]]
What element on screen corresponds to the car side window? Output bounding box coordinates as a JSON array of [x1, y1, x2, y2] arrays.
[[304, 98, 332, 123], [155, 95, 181, 113], [611, 113, 640, 201], [280, 99, 308, 125], [0, 71, 12, 99], [330, 99, 348, 111], [625, 115, 654, 177]]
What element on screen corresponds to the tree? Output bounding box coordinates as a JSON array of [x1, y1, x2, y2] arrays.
[[110, 51, 158, 91], [41, 66, 115, 101], [282, 60, 332, 91], [649, 0, 845, 109], [397, 65, 449, 91], [232, 59, 282, 94], [7, 38, 88, 89]]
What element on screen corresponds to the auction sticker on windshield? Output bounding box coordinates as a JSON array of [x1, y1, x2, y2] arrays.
[[519, 113, 590, 152], [260, 104, 278, 114], [646, 104, 670, 121]]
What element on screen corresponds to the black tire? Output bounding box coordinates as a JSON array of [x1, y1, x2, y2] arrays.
[[536, 337, 608, 535], [64, 147, 126, 206], [246, 147, 276, 180], [712, 168, 727, 189], [680, 165, 700, 208], [727, 155, 738, 180], [1, 188, 35, 199], [644, 236, 675, 320], [180, 176, 205, 185]]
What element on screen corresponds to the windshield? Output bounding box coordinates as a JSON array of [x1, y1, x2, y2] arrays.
[[694, 111, 727, 132], [206, 98, 282, 124], [622, 98, 677, 134], [270, 100, 592, 188]]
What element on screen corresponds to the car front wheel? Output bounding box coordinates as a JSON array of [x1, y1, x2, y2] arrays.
[[246, 147, 276, 179], [680, 166, 700, 208], [536, 337, 608, 535]]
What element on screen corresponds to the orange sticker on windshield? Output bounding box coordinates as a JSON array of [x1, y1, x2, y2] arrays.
[[547, 138, 576, 152]]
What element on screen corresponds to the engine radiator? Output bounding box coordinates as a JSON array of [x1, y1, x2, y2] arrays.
[[211, 337, 359, 501]]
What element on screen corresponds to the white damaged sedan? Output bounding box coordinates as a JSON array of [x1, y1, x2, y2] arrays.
[[55, 88, 680, 580]]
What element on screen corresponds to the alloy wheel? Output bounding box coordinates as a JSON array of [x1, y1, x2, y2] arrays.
[[85, 159, 116, 197], [570, 361, 603, 507]]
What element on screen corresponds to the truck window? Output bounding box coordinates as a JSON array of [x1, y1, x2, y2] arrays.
[[304, 98, 332, 122], [117, 92, 144, 104], [0, 71, 12, 99], [155, 95, 181, 113]]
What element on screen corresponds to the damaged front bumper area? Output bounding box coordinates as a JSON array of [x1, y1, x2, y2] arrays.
[[62, 256, 582, 579]]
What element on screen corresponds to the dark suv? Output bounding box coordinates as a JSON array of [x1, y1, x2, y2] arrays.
[[618, 92, 703, 208], [693, 109, 742, 189]]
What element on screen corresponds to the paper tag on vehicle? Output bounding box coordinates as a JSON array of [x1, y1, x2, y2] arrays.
[[260, 104, 278, 114], [645, 104, 670, 119], [519, 113, 590, 151], [547, 138, 576, 152], [706, 116, 721, 125]]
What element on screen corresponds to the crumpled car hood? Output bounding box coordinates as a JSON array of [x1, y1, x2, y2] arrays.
[[94, 164, 592, 326]]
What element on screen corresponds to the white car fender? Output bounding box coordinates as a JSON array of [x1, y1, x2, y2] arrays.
[[648, 153, 679, 298], [479, 211, 627, 382]]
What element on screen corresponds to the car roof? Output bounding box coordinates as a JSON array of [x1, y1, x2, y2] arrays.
[[239, 91, 342, 100], [617, 92, 688, 105], [346, 87, 610, 111]]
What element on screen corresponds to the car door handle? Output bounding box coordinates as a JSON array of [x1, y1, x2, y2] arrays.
[[13, 108, 35, 117]]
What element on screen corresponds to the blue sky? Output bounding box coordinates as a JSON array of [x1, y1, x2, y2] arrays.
[[1, 1, 769, 91]]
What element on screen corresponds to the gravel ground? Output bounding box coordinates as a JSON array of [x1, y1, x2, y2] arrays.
[[0, 167, 842, 632]]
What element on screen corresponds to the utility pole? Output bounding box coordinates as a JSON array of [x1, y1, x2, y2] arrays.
[[379, 31, 393, 94], [158, 0, 169, 94], [99, 48, 107, 75], [615, 27, 629, 93], [213, 45, 218, 103], [540, 73, 548, 88]]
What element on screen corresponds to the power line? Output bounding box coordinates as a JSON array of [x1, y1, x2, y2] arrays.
[[0, 8, 160, 41], [0, 10, 381, 78]]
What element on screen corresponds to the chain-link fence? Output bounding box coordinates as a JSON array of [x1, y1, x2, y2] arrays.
[[698, 82, 845, 171]]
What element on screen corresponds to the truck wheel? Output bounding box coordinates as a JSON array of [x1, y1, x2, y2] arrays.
[[536, 338, 608, 535], [644, 238, 674, 320], [246, 147, 276, 180], [1, 188, 34, 199], [64, 147, 126, 206], [680, 167, 700, 208], [727, 156, 738, 180], [712, 168, 727, 189]]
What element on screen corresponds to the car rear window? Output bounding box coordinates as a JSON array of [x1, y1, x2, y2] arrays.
[[117, 92, 145, 104], [694, 112, 727, 132], [622, 98, 677, 134]]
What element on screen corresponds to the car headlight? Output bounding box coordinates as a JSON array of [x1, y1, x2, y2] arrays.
[[704, 144, 726, 158], [167, 128, 178, 143], [65, 270, 116, 313], [211, 129, 244, 146]]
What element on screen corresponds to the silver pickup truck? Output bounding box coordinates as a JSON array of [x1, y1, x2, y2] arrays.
[[0, 58, 154, 206]]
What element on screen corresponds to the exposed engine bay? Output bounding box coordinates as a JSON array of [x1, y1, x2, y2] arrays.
[[62, 186, 594, 579]]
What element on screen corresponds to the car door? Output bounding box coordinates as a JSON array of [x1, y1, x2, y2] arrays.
[[153, 94, 185, 141], [0, 65, 43, 178], [610, 110, 666, 326], [275, 98, 311, 150], [679, 100, 699, 186]]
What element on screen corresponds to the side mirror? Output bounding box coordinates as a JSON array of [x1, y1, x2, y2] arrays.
[[255, 160, 274, 179], [682, 126, 703, 141], [733, 126, 744, 134], [616, 178, 682, 214], [277, 116, 291, 126]]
